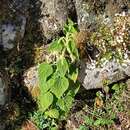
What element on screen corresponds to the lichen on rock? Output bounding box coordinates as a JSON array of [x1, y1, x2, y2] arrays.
[[39, 0, 68, 40], [0, 0, 29, 51]]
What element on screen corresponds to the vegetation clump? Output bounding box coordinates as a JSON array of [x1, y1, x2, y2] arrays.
[[30, 16, 130, 129], [90, 13, 130, 65], [31, 20, 80, 130]]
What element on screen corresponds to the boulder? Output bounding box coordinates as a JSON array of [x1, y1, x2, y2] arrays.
[[0, 16, 26, 50], [79, 60, 130, 90], [39, 0, 68, 40], [0, 71, 9, 106], [23, 66, 40, 98], [0, 0, 29, 50], [74, 0, 98, 31], [74, 0, 129, 31], [0, 77, 7, 106]]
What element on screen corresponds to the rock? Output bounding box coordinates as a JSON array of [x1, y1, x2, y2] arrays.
[[0, 0, 29, 50], [74, 0, 130, 31], [23, 0, 130, 91], [126, 79, 130, 88], [7, 0, 29, 14], [23, 59, 130, 92], [0, 77, 7, 105], [0, 123, 5, 130], [74, 0, 100, 31], [39, 0, 68, 40], [0, 71, 9, 106], [0, 16, 26, 50], [79, 60, 130, 90], [23, 66, 40, 98], [66, 0, 77, 21]]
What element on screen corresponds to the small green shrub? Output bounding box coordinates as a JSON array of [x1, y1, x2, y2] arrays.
[[37, 19, 80, 123], [78, 82, 127, 129], [31, 111, 58, 130]]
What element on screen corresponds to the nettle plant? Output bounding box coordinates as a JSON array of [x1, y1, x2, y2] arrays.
[[38, 20, 80, 119]]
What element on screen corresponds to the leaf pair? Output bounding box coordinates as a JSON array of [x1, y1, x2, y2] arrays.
[[38, 61, 69, 112]]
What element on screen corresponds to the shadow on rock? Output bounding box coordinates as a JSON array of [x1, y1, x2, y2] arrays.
[[0, 0, 45, 129]]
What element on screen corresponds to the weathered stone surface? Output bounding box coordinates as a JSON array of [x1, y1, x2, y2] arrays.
[[39, 0, 68, 40], [0, 77, 7, 105], [66, 0, 77, 21], [74, 0, 130, 31], [0, 71, 9, 106], [0, 16, 26, 50], [0, 0, 29, 50], [23, 66, 40, 98], [7, 0, 29, 14], [79, 60, 130, 90], [0, 123, 5, 130], [74, 0, 98, 31]]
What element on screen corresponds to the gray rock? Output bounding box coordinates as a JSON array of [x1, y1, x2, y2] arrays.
[[0, 78, 7, 105], [0, 72, 9, 106], [0, 0, 29, 50], [7, 0, 29, 14], [0, 123, 5, 130], [74, 0, 130, 31], [66, 0, 77, 20], [40, 0, 68, 40], [0, 16, 26, 50], [74, 0, 98, 31], [79, 60, 130, 90]]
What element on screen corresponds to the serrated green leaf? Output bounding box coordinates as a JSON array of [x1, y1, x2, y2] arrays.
[[63, 19, 77, 34], [74, 81, 80, 94], [68, 67, 78, 82], [85, 116, 94, 125], [79, 125, 89, 130], [41, 78, 55, 94], [39, 91, 53, 112], [50, 127, 58, 130], [50, 76, 69, 98], [56, 98, 66, 111], [57, 58, 69, 76], [48, 39, 63, 53], [66, 40, 79, 61], [67, 81, 80, 97], [45, 109, 59, 119], [38, 62, 53, 89], [94, 118, 102, 126], [57, 95, 74, 112], [112, 84, 119, 91], [64, 95, 74, 111]]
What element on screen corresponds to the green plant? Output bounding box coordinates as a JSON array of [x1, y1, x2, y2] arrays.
[[78, 83, 127, 129], [79, 125, 89, 130], [37, 19, 80, 123], [31, 111, 58, 130]]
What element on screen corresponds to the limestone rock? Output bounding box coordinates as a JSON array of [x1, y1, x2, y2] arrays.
[[74, 0, 99, 31], [0, 16, 26, 50], [66, 0, 77, 21], [0, 0, 29, 50], [74, 0, 130, 31], [0, 71, 9, 106], [79, 60, 130, 90], [40, 0, 68, 40], [23, 66, 40, 98]]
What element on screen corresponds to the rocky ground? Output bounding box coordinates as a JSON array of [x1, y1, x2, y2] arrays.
[[0, 0, 130, 130]]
